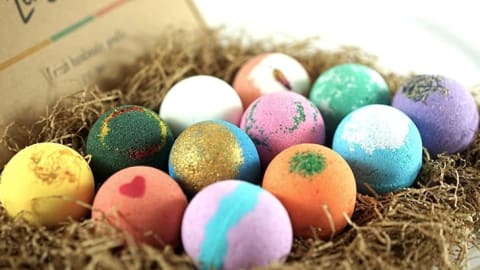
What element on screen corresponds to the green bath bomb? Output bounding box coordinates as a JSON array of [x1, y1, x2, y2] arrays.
[[86, 105, 174, 182], [309, 63, 391, 141]]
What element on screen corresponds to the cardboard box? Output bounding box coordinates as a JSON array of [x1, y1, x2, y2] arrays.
[[0, 0, 205, 165]]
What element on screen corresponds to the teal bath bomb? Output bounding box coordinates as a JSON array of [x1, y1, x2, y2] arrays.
[[309, 63, 391, 140], [86, 105, 174, 182]]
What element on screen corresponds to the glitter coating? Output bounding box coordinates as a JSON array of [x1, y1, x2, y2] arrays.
[[170, 122, 242, 191], [169, 120, 260, 195]]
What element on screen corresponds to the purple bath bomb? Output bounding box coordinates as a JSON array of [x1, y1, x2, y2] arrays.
[[182, 180, 292, 270], [392, 75, 479, 155], [240, 91, 325, 168]]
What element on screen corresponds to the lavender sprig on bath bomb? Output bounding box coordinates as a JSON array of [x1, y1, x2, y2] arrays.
[[393, 75, 479, 156]]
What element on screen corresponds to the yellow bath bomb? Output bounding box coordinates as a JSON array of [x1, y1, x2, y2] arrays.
[[0, 142, 95, 227]]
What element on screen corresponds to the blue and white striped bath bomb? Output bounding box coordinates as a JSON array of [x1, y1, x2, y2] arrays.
[[332, 105, 423, 194], [181, 180, 293, 270]]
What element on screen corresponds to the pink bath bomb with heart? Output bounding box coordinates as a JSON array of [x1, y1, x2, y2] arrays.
[[240, 91, 326, 168], [92, 166, 187, 248]]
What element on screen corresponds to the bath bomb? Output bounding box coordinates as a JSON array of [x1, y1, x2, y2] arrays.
[[309, 63, 391, 140], [159, 75, 243, 137], [332, 105, 423, 195], [92, 166, 187, 248], [86, 105, 174, 182], [240, 91, 325, 168], [392, 75, 479, 155], [0, 142, 94, 227], [182, 180, 292, 270], [262, 144, 356, 239], [233, 53, 310, 108], [169, 120, 260, 196]]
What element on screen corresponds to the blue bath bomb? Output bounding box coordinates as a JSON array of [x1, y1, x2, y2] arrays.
[[332, 105, 423, 194]]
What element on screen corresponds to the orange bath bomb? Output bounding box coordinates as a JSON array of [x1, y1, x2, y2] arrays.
[[92, 166, 187, 248], [262, 144, 356, 239]]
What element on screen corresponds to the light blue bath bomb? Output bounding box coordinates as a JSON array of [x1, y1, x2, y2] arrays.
[[332, 105, 422, 194]]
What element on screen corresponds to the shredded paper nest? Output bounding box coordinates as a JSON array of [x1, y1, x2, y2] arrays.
[[1, 29, 479, 270]]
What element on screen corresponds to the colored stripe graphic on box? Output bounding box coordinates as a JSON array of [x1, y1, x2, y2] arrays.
[[0, 0, 129, 72], [50, 16, 95, 42], [95, 0, 128, 17], [0, 39, 51, 71]]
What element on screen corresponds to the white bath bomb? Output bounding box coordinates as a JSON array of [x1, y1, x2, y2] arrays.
[[159, 75, 244, 137]]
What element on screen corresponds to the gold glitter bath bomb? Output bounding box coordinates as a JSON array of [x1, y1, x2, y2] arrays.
[[168, 120, 261, 196], [0, 142, 95, 227]]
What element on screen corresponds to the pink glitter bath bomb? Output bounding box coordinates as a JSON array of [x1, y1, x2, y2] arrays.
[[240, 91, 325, 168]]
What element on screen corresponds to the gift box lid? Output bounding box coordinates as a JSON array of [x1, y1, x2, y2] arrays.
[[0, 0, 205, 164]]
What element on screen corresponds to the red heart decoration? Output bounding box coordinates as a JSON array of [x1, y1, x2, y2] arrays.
[[119, 175, 146, 198]]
